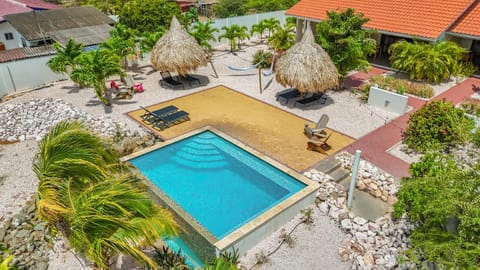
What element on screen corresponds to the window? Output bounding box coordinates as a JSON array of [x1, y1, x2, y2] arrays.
[[4, 33, 13, 40]]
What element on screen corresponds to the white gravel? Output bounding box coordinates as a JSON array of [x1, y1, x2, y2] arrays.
[[0, 40, 401, 269]]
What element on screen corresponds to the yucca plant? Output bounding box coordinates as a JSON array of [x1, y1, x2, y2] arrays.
[[218, 24, 250, 52], [47, 39, 84, 75]]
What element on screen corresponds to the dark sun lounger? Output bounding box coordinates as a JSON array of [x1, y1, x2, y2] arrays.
[[152, 110, 190, 130], [140, 105, 178, 123]]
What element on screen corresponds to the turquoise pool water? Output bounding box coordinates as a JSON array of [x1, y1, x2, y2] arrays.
[[130, 131, 306, 238]]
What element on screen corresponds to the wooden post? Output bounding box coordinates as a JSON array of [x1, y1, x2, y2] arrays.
[[258, 68, 262, 94], [209, 60, 218, 78]]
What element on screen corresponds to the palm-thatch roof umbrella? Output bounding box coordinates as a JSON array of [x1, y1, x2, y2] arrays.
[[275, 26, 339, 94], [151, 16, 207, 76]]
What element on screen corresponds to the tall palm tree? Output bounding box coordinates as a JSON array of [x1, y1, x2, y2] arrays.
[[70, 49, 124, 106], [33, 121, 178, 269], [189, 21, 218, 52], [250, 20, 267, 41], [218, 24, 250, 52], [47, 39, 84, 75]]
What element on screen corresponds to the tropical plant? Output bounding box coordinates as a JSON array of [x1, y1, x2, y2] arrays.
[[402, 100, 474, 152], [153, 246, 188, 269], [101, 23, 137, 70], [213, 0, 247, 18], [218, 24, 250, 52], [47, 39, 84, 75], [284, 17, 297, 31], [33, 121, 178, 270], [189, 21, 219, 51], [204, 257, 238, 270], [394, 152, 480, 269], [263, 18, 280, 38], [250, 20, 268, 41], [389, 40, 476, 83], [140, 26, 166, 54], [70, 49, 124, 105], [184, 8, 199, 25], [316, 8, 376, 78], [246, 0, 299, 12], [252, 49, 272, 69], [267, 25, 295, 51], [118, 0, 182, 33]]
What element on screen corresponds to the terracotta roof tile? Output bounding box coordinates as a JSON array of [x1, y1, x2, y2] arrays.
[[286, 0, 476, 40], [450, 0, 480, 37]]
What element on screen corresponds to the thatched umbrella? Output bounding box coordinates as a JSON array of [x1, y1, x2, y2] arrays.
[[275, 26, 338, 94], [151, 16, 207, 76]]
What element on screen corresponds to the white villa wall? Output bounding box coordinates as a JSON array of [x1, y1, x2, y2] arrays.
[[0, 55, 66, 97], [0, 22, 24, 49]]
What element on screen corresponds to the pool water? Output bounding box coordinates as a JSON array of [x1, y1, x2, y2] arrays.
[[130, 131, 306, 238]]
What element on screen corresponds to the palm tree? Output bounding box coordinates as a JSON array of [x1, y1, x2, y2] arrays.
[[47, 39, 84, 75], [267, 26, 295, 52], [250, 20, 267, 41], [70, 49, 124, 106], [140, 26, 166, 54], [263, 18, 280, 38], [189, 21, 219, 51], [33, 121, 178, 269], [218, 24, 250, 52], [101, 23, 137, 70]]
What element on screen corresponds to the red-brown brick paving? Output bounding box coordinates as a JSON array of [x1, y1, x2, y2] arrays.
[[342, 72, 480, 179]]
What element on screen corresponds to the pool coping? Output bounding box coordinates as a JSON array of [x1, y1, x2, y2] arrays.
[[122, 126, 320, 254]]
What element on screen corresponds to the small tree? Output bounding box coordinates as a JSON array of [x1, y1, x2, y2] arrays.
[[140, 26, 166, 54], [213, 0, 247, 18], [189, 21, 218, 52], [402, 100, 474, 152], [267, 25, 295, 52], [246, 0, 299, 12], [263, 18, 280, 38], [316, 8, 376, 79], [394, 152, 480, 269], [389, 40, 476, 83], [70, 49, 124, 106], [47, 39, 83, 75], [218, 24, 250, 52], [250, 20, 268, 41], [118, 0, 182, 33], [101, 23, 137, 70]]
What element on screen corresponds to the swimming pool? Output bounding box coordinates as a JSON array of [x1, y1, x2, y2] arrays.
[[125, 127, 318, 261]]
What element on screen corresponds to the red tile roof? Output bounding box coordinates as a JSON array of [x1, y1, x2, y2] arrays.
[[0, 0, 59, 22], [450, 0, 480, 37], [286, 0, 477, 40]]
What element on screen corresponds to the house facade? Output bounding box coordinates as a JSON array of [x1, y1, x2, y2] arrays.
[[286, 0, 480, 67], [0, 0, 59, 50]]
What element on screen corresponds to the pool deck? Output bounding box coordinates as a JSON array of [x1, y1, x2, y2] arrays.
[[127, 86, 355, 172]]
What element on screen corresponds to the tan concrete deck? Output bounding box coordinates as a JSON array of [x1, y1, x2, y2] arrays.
[[127, 85, 354, 172]]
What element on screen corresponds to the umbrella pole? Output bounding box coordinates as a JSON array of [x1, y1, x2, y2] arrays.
[[258, 68, 262, 94], [209, 60, 218, 78]]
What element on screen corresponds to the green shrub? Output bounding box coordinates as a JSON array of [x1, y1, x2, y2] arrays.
[[459, 98, 480, 117], [403, 100, 474, 152], [252, 49, 273, 69], [365, 74, 434, 98], [389, 40, 469, 83]]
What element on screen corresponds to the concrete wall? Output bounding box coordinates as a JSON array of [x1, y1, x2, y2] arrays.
[[445, 34, 473, 50], [367, 86, 408, 114], [0, 22, 23, 49], [0, 55, 66, 97]]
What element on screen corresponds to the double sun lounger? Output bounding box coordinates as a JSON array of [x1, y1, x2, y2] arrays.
[[140, 105, 190, 130], [276, 88, 328, 108], [160, 71, 201, 89]]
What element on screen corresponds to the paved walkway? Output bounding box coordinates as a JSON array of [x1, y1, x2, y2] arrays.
[[342, 71, 480, 179]]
